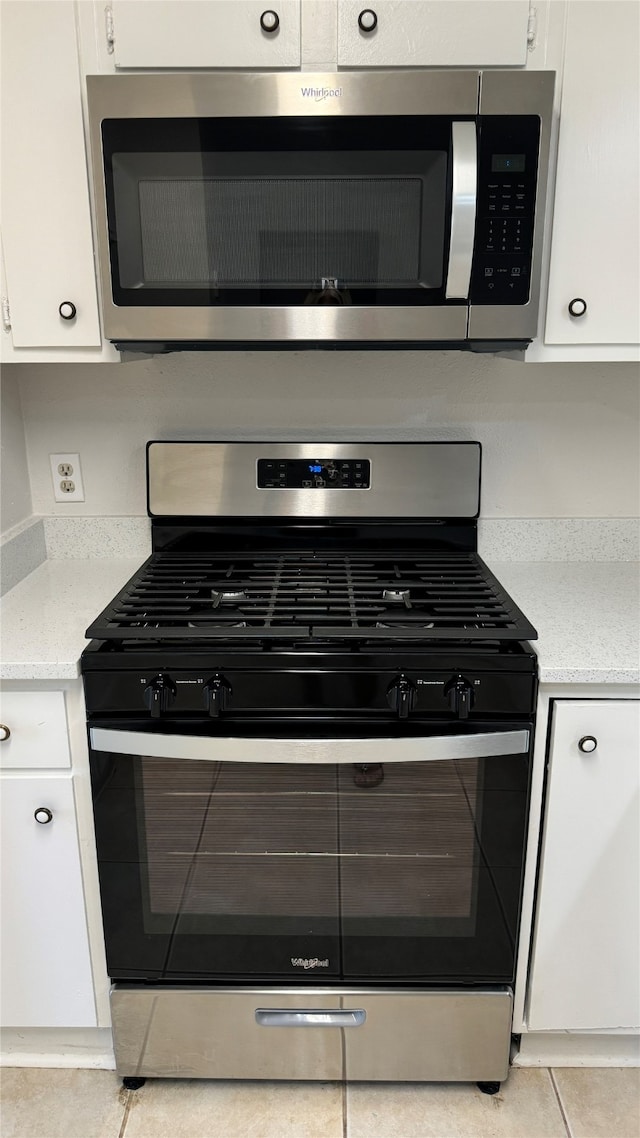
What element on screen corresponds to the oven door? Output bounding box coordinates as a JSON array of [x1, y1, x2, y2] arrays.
[[89, 723, 532, 985]]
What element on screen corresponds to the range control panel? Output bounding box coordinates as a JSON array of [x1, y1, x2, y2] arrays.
[[257, 458, 371, 489], [470, 116, 541, 305]]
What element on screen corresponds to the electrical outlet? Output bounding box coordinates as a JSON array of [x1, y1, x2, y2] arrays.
[[49, 453, 85, 502]]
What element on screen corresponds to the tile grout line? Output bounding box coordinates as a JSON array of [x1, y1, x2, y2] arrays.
[[117, 1091, 133, 1138], [548, 1068, 574, 1138]]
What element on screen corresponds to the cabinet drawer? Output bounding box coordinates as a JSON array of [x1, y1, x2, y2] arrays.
[[0, 691, 70, 770]]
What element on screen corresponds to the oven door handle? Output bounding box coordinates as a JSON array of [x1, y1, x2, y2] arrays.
[[89, 728, 529, 763], [445, 120, 478, 299]]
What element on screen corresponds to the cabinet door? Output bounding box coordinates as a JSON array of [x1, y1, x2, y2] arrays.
[[337, 0, 529, 67], [110, 1, 301, 69], [0, 691, 70, 770], [528, 700, 640, 1031], [0, 2, 101, 349], [0, 773, 96, 1027], [544, 2, 640, 346]]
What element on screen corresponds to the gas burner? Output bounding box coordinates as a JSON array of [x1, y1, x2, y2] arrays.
[[211, 588, 248, 607], [382, 588, 412, 605], [376, 620, 435, 630], [188, 619, 248, 629]]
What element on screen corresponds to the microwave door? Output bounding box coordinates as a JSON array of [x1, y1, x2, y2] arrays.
[[445, 122, 478, 300]]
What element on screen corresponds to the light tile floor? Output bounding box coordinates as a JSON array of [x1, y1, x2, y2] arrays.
[[1, 1066, 639, 1138]]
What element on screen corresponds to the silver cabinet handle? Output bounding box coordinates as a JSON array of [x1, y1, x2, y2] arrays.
[[0, 724, 10, 741], [256, 1009, 366, 1028], [34, 807, 53, 824], [445, 121, 478, 299], [90, 728, 530, 765]]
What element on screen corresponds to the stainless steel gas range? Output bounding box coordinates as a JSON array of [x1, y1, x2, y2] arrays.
[[81, 441, 537, 1092]]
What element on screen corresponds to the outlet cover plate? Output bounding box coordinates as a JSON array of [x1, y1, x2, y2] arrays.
[[49, 453, 85, 502]]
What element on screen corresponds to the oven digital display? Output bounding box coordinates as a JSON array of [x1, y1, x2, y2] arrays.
[[257, 458, 371, 489]]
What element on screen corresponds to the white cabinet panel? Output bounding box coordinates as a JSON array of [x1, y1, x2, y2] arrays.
[[544, 2, 640, 346], [337, 0, 529, 67], [528, 700, 640, 1031], [111, 1, 302, 69], [0, 2, 101, 349], [0, 691, 70, 770], [0, 774, 96, 1027]]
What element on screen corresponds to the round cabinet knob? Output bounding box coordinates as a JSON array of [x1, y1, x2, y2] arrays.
[[34, 807, 53, 824], [358, 8, 378, 31], [0, 724, 10, 741], [260, 9, 279, 32], [568, 297, 587, 318], [578, 735, 598, 753], [58, 301, 77, 321]]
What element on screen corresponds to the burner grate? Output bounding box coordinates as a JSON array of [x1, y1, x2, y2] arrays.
[[86, 552, 537, 642]]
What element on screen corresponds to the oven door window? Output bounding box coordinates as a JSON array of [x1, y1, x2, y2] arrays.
[[90, 726, 530, 984], [102, 116, 453, 308], [339, 748, 528, 981], [91, 754, 341, 979]]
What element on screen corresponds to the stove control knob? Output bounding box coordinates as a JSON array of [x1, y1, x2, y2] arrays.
[[204, 675, 232, 718], [143, 674, 176, 718], [444, 675, 473, 720], [386, 675, 416, 719]]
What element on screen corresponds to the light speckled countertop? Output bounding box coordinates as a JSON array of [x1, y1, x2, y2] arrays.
[[0, 560, 141, 680], [0, 557, 638, 685]]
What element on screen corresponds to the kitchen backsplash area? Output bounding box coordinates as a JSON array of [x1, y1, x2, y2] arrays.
[[2, 352, 639, 590]]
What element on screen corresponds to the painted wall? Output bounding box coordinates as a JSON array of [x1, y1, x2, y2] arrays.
[[0, 368, 32, 535], [9, 353, 640, 519]]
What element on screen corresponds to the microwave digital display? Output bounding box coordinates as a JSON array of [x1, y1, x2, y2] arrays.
[[491, 154, 526, 173]]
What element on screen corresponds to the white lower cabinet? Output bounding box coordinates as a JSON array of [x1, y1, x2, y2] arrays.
[[527, 699, 640, 1031], [0, 686, 97, 1029]]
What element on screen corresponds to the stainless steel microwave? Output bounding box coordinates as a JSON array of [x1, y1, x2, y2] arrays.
[[87, 70, 554, 353]]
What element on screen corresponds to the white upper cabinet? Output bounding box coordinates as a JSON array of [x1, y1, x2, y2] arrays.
[[109, 1, 302, 69], [0, 1, 102, 350], [337, 0, 531, 68], [528, 700, 640, 1031], [540, 1, 640, 352]]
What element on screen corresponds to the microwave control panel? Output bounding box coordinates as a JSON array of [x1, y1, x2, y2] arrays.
[[470, 116, 541, 305], [258, 458, 371, 489]]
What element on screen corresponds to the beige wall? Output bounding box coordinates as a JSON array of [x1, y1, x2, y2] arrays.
[[8, 352, 640, 519], [0, 367, 32, 535]]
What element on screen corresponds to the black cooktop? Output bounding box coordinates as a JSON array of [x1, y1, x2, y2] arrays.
[[85, 549, 537, 643]]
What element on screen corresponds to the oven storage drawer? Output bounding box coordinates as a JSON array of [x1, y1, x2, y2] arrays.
[[111, 985, 512, 1082]]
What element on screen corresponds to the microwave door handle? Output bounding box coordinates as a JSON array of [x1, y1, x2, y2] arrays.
[[445, 121, 478, 299], [90, 728, 529, 763]]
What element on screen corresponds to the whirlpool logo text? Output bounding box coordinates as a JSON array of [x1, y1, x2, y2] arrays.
[[300, 86, 343, 102], [291, 957, 330, 969]]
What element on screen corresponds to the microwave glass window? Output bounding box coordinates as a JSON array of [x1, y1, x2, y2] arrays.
[[103, 116, 453, 308]]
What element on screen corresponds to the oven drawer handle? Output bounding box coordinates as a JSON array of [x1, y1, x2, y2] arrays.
[[256, 1009, 366, 1028], [89, 728, 529, 763]]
